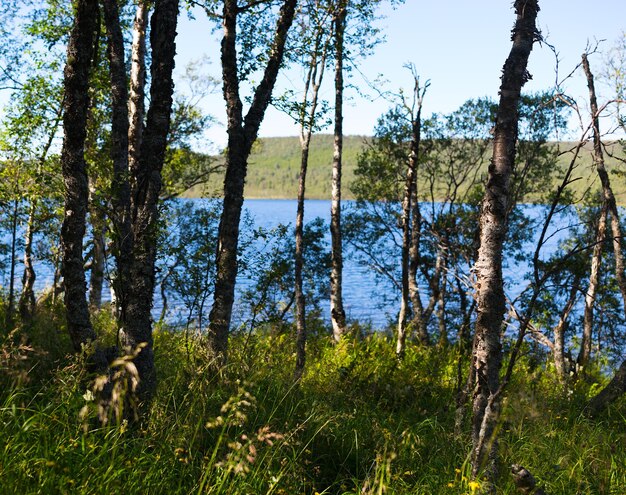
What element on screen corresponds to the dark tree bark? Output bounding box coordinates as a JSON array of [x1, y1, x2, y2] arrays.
[[330, 0, 347, 342], [408, 148, 429, 346], [102, 0, 133, 327], [5, 198, 19, 330], [587, 360, 626, 416], [60, 0, 99, 351], [436, 252, 448, 346], [87, 184, 106, 310], [294, 136, 310, 379], [122, 0, 180, 397], [470, 0, 539, 477], [207, 0, 298, 360]]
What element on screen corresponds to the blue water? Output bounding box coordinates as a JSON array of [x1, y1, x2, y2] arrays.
[[237, 199, 383, 325], [2, 199, 571, 330]]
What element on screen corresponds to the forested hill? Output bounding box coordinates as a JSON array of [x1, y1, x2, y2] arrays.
[[185, 134, 366, 199], [184, 135, 626, 201]]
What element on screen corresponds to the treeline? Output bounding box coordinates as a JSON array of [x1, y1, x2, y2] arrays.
[[188, 135, 625, 201], [1, 0, 626, 493]]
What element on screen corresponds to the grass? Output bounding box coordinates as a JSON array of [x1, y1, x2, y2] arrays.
[[1, 306, 625, 494]]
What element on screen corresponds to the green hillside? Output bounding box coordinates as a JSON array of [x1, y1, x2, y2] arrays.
[[186, 134, 366, 199], [185, 135, 626, 202]]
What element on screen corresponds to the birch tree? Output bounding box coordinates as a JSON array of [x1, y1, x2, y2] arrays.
[[396, 70, 427, 357], [470, 0, 540, 477], [273, 0, 334, 380], [59, 0, 99, 351], [329, 0, 348, 342], [207, 0, 298, 361]]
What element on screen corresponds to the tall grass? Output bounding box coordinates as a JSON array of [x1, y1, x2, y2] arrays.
[[1, 311, 625, 494]]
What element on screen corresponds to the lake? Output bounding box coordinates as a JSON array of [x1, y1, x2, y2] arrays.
[[5, 198, 574, 330]]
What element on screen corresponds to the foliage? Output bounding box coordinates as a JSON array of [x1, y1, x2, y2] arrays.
[[1, 311, 625, 494], [239, 217, 331, 331], [344, 93, 571, 343], [157, 199, 223, 330]]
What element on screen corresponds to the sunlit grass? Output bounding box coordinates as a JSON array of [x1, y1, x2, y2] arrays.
[[1, 316, 625, 494]]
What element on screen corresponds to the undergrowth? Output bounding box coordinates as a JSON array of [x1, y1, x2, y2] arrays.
[[0, 308, 625, 494]]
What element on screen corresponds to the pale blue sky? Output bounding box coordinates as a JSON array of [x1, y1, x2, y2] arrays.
[[1, 2, 623, 151], [174, 1, 626, 150]]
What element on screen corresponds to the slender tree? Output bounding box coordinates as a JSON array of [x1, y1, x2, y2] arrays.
[[128, 0, 148, 177], [124, 0, 180, 396], [293, 1, 333, 380], [102, 0, 133, 328], [329, 0, 348, 342], [579, 53, 626, 369], [470, 0, 539, 477], [584, 52, 626, 414], [207, 0, 298, 360], [396, 71, 427, 357]]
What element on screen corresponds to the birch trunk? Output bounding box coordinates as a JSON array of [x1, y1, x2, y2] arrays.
[[470, 0, 539, 477], [19, 202, 36, 320], [330, 1, 347, 342], [88, 192, 106, 310], [579, 205, 606, 369], [208, 0, 298, 360], [5, 199, 19, 329], [123, 0, 179, 397], [59, 0, 98, 350], [294, 137, 310, 379], [553, 276, 579, 380], [397, 84, 424, 357], [102, 0, 133, 331], [583, 53, 626, 413], [128, 0, 148, 178], [295, 32, 329, 380], [20, 105, 62, 321], [409, 177, 429, 344]]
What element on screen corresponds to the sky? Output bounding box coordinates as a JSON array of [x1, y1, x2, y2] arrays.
[[173, 0, 626, 151]]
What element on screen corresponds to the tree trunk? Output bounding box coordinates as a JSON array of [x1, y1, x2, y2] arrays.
[[397, 86, 423, 357], [587, 360, 626, 416], [6, 198, 19, 330], [579, 204, 606, 369], [19, 201, 37, 320], [20, 104, 62, 321], [582, 53, 626, 413], [123, 0, 180, 398], [294, 33, 329, 381], [470, 0, 539, 477], [128, 0, 148, 178], [437, 254, 448, 347], [409, 121, 428, 345], [207, 0, 298, 360], [60, 0, 99, 351], [584, 53, 626, 328], [330, 0, 348, 342], [88, 201, 106, 309], [103, 0, 133, 330], [553, 275, 579, 380], [294, 138, 310, 380]]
